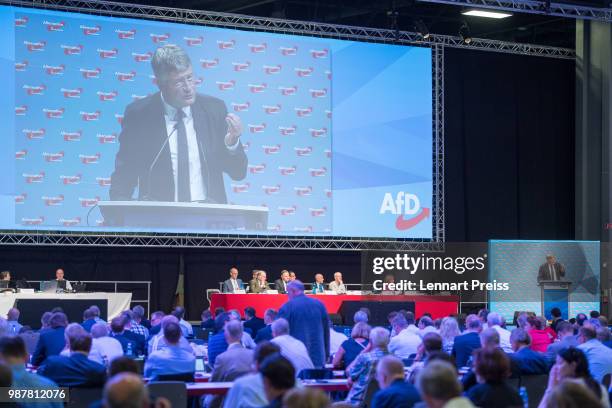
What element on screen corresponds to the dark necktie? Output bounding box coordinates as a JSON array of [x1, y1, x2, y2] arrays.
[[175, 109, 190, 202]]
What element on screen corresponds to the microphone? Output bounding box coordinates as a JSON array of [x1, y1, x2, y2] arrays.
[[144, 122, 178, 201]]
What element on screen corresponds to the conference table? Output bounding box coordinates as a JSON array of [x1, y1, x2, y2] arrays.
[[210, 293, 459, 321]]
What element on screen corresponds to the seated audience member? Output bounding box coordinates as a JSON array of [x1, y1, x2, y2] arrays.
[[328, 272, 347, 294], [540, 380, 604, 408], [244, 307, 266, 339], [546, 321, 578, 363], [207, 320, 255, 408], [283, 388, 331, 408], [172, 306, 193, 338], [271, 318, 314, 376], [465, 348, 523, 408], [388, 313, 421, 359], [223, 342, 281, 408], [89, 305, 105, 324], [254, 308, 277, 344], [201, 309, 215, 330], [540, 347, 610, 407], [329, 319, 348, 356], [60, 323, 88, 356], [144, 321, 195, 379], [81, 308, 97, 333], [38, 332, 106, 387], [353, 310, 369, 325], [103, 373, 169, 408], [406, 332, 444, 383], [460, 328, 502, 391], [40, 312, 53, 332], [18, 326, 39, 357], [223, 267, 244, 293], [148, 311, 165, 337], [7, 308, 22, 335], [228, 310, 257, 349], [274, 270, 291, 295], [207, 313, 232, 367], [526, 315, 553, 352], [260, 354, 296, 408], [0, 364, 16, 408], [0, 336, 62, 408], [89, 323, 124, 366], [577, 325, 612, 382], [372, 355, 421, 408], [418, 360, 475, 408], [509, 328, 548, 376], [147, 315, 192, 355], [487, 312, 513, 353], [31, 312, 68, 366], [108, 356, 140, 377], [418, 316, 437, 338], [250, 271, 271, 294], [345, 327, 390, 406], [597, 326, 612, 349], [333, 322, 371, 369], [130, 306, 150, 338], [109, 316, 144, 356], [550, 307, 564, 332], [440, 317, 460, 354], [311, 274, 325, 294], [452, 314, 482, 368]]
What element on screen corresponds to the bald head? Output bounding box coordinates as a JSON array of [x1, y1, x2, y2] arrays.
[[103, 373, 149, 408], [376, 355, 405, 389]]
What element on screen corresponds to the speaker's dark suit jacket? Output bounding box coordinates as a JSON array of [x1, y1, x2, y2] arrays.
[[110, 92, 247, 204], [37, 353, 106, 388], [537, 262, 565, 282]]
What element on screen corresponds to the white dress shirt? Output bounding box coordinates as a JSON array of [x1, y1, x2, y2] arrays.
[[222, 373, 268, 408], [271, 334, 314, 376], [491, 325, 513, 353], [89, 336, 124, 365], [389, 327, 422, 359], [329, 328, 348, 355]]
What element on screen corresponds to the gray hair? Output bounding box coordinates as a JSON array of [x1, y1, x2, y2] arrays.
[[465, 314, 482, 330], [487, 312, 504, 327], [132, 306, 145, 319], [510, 328, 531, 345], [369, 327, 390, 348], [224, 319, 243, 342], [271, 318, 290, 336], [417, 360, 461, 401], [65, 323, 87, 344], [480, 328, 500, 348], [354, 310, 368, 324], [151, 45, 192, 82], [91, 323, 109, 339], [89, 305, 101, 317], [103, 373, 149, 408]]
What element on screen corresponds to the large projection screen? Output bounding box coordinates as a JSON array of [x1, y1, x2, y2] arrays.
[[0, 5, 433, 240]]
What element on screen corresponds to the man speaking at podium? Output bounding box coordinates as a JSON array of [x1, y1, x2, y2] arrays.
[[110, 45, 248, 204], [537, 254, 566, 282]]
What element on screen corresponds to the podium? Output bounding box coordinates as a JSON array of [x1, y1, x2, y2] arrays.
[[99, 201, 268, 231], [538, 280, 571, 320]]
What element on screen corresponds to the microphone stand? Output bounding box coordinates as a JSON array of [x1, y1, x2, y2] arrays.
[[143, 123, 178, 201]]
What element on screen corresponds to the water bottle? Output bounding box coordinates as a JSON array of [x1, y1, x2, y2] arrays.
[[126, 342, 133, 358], [519, 386, 528, 408]]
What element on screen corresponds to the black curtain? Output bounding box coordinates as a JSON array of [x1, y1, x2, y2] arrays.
[[445, 48, 575, 242]]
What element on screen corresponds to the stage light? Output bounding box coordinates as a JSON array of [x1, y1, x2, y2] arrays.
[[415, 19, 430, 39], [462, 9, 512, 19], [459, 22, 472, 44]]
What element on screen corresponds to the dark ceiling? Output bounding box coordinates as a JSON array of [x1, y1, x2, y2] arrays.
[[118, 0, 596, 49]]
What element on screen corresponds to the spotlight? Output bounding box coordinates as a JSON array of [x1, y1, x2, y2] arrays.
[[415, 19, 430, 39], [459, 22, 472, 44]]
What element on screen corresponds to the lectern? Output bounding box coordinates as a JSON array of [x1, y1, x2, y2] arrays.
[[99, 201, 269, 231], [538, 280, 571, 320]]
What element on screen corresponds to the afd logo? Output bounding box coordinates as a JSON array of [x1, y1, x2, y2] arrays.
[[379, 192, 430, 230]]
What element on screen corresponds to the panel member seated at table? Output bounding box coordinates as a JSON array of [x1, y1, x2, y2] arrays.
[[328, 272, 347, 294], [248, 270, 260, 292], [250, 271, 271, 294], [51, 268, 72, 291], [0, 271, 13, 290], [274, 270, 291, 295], [289, 271, 296, 281], [311, 274, 325, 294], [222, 267, 244, 293]]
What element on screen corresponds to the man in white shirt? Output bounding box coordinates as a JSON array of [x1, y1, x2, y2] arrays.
[[172, 306, 193, 338], [270, 318, 314, 377], [89, 323, 124, 366], [418, 316, 438, 338], [486, 312, 513, 353], [329, 321, 348, 356], [389, 314, 422, 359], [148, 315, 193, 355], [328, 272, 347, 294]]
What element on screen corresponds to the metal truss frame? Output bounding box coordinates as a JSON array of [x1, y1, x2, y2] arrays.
[[0, 0, 569, 250], [417, 0, 612, 23]]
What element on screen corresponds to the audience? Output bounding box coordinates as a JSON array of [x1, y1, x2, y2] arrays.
[[371, 355, 421, 408], [38, 331, 106, 387], [418, 316, 437, 338], [223, 342, 281, 408], [244, 307, 265, 339], [540, 380, 603, 408], [545, 320, 578, 363], [417, 360, 475, 408], [81, 308, 97, 333], [353, 310, 369, 325], [108, 356, 140, 377], [549, 307, 564, 332], [270, 318, 313, 376], [201, 309, 215, 330], [260, 353, 296, 408], [440, 317, 460, 354], [129, 306, 150, 339], [278, 280, 330, 367], [465, 348, 522, 408], [172, 306, 193, 338], [487, 313, 513, 353], [90, 305, 106, 324], [7, 308, 22, 335], [254, 308, 277, 343], [148, 311, 165, 336], [148, 315, 192, 355], [103, 372, 169, 408], [577, 325, 612, 382], [31, 312, 68, 366], [345, 326, 390, 405], [109, 316, 144, 356], [283, 387, 331, 408], [452, 314, 482, 368], [89, 322, 124, 366], [333, 322, 371, 369], [406, 332, 444, 382], [508, 328, 548, 376], [388, 313, 421, 359], [525, 315, 553, 352], [144, 321, 195, 379], [329, 319, 348, 356]]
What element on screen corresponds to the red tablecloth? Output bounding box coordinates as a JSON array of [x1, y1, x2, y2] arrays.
[[210, 293, 458, 319]]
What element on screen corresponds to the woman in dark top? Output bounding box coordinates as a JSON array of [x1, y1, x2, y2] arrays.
[[466, 348, 523, 408], [332, 322, 371, 369]]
